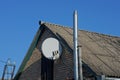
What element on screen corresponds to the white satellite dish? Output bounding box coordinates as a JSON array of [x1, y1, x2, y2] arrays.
[[41, 37, 62, 60]]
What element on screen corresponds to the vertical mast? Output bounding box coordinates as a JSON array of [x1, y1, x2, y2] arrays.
[[73, 10, 79, 80]]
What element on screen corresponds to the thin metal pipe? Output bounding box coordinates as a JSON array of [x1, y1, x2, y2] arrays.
[[78, 46, 83, 80], [73, 10, 79, 80]]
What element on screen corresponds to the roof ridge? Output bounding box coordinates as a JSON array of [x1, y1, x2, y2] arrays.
[[39, 20, 73, 29], [39, 21, 120, 38]]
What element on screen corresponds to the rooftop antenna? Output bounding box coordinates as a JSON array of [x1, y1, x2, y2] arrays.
[[73, 10, 83, 80]]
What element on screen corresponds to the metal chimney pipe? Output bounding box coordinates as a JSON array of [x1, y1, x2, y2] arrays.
[[73, 10, 79, 80]]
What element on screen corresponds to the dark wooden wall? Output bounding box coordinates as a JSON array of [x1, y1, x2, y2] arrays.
[[17, 26, 96, 80]]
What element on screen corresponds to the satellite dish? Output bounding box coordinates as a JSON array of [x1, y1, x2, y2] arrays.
[[41, 37, 62, 60]]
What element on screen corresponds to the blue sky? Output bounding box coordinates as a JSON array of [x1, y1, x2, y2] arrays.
[[0, 0, 120, 78]]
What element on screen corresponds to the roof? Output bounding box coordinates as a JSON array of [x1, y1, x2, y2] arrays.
[[16, 21, 120, 78], [40, 21, 120, 77]]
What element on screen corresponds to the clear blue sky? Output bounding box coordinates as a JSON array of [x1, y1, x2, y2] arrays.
[[0, 0, 120, 78]]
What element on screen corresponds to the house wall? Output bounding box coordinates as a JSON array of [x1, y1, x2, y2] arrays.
[[37, 27, 74, 80], [18, 27, 52, 80], [17, 26, 96, 80], [18, 27, 74, 80], [17, 48, 41, 80], [18, 59, 41, 80], [53, 44, 74, 80]]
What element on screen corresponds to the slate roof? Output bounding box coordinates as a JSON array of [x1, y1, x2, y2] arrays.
[[16, 21, 120, 78]]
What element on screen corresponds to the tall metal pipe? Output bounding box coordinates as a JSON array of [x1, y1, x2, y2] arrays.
[[73, 10, 79, 80]]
